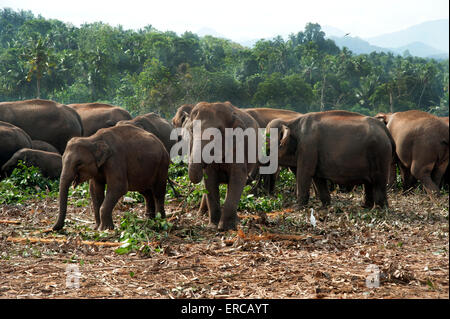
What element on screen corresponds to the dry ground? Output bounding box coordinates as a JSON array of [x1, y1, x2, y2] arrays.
[[0, 188, 448, 299]]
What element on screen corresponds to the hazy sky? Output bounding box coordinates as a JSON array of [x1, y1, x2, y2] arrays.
[[1, 0, 448, 40]]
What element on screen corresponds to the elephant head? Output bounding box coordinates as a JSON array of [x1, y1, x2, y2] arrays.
[[186, 102, 246, 184], [266, 119, 293, 159], [53, 137, 112, 230]]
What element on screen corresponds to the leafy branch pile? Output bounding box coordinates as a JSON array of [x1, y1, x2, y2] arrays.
[[0, 160, 58, 204]]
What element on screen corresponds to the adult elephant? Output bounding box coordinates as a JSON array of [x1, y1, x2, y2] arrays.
[[53, 124, 169, 231], [69, 103, 132, 137], [2, 149, 62, 179], [376, 110, 449, 195], [266, 110, 395, 208], [116, 112, 175, 154], [0, 99, 83, 154], [186, 101, 260, 231], [0, 121, 32, 174]]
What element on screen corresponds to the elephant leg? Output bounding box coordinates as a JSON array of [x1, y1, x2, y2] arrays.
[[296, 158, 313, 206], [261, 171, 277, 194], [387, 160, 397, 189], [99, 186, 126, 230], [89, 179, 105, 230], [399, 164, 416, 191], [362, 183, 374, 208], [313, 177, 330, 206], [373, 179, 388, 208], [153, 181, 166, 218], [219, 166, 247, 231], [142, 189, 156, 218], [431, 159, 448, 190], [197, 194, 209, 216], [204, 168, 221, 228], [411, 161, 439, 195]]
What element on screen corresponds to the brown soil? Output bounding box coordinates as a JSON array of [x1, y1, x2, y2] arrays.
[[0, 189, 448, 299]]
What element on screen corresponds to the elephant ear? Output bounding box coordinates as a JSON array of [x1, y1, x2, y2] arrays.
[[180, 111, 190, 126], [374, 113, 388, 124], [90, 140, 112, 167], [280, 124, 290, 147], [231, 112, 245, 129]]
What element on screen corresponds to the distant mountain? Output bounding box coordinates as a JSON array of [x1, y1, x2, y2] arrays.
[[329, 35, 448, 59], [322, 25, 347, 38], [196, 20, 450, 59], [196, 27, 228, 39], [395, 41, 446, 58], [329, 35, 392, 55], [366, 19, 449, 53]]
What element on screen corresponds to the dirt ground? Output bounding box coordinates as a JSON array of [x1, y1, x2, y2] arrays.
[[0, 188, 448, 299]]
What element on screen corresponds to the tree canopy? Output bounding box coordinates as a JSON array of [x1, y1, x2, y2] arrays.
[[0, 8, 448, 117]]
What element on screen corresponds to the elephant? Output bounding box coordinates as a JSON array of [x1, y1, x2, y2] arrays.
[[116, 112, 175, 154], [31, 140, 60, 154], [175, 104, 302, 213], [266, 110, 395, 208], [376, 110, 449, 195], [172, 104, 195, 128], [69, 103, 132, 137], [185, 101, 260, 231], [0, 121, 32, 175], [1, 148, 62, 179], [53, 124, 169, 231], [0, 99, 83, 154]]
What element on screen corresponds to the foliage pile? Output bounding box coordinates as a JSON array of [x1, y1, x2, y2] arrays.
[[0, 160, 58, 204]]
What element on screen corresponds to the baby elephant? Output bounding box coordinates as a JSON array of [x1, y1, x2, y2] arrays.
[[53, 124, 169, 231], [1, 148, 62, 179]]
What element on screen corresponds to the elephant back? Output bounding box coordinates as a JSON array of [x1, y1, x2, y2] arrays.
[[118, 112, 175, 153], [0, 99, 83, 154], [69, 103, 131, 136]]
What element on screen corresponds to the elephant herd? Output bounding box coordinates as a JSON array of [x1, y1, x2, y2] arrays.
[[0, 99, 448, 232]]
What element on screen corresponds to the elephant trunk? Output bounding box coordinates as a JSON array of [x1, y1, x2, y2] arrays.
[[188, 135, 204, 184], [53, 167, 74, 230], [188, 162, 203, 184]]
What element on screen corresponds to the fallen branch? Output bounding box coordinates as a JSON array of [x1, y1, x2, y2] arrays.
[[7, 236, 122, 247], [0, 219, 21, 225]]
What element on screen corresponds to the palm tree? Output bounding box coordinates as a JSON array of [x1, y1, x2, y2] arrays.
[[23, 35, 55, 98]]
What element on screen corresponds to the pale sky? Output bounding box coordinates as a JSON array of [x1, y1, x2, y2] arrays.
[[1, 0, 448, 40]]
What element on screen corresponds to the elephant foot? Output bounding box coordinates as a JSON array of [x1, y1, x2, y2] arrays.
[[218, 219, 237, 232], [52, 222, 64, 231], [94, 223, 100, 230], [206, 222, 218, 230], [98, 221, 115, 230], [361, 201, 374, 209], [146, 211, 155, 219], [320, 199, 330, 207]]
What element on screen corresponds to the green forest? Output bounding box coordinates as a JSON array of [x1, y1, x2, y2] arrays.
[[0, 8, 448, 118]]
